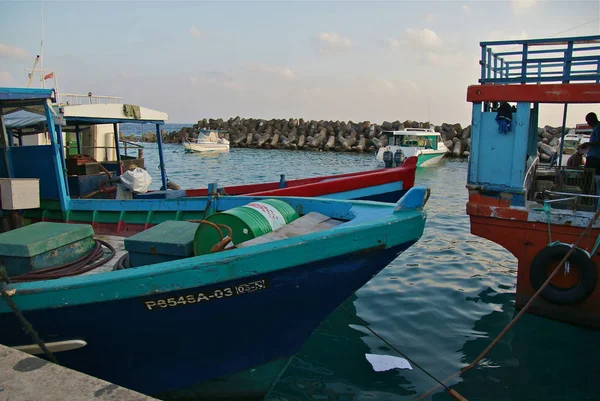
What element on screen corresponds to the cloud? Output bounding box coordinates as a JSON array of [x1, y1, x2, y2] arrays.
[[406, 28, 442, 50], [314, 32, 352, 55], [189, 25, 207, 39], [488, 30, 528, 41], [510, 0, 537, 16], [0, 44, 27, 59], [246, 64, 297, 80], [383, 38, 402, 49], [462, 4, 472, 14], [425, 14, 435, 23], [367, 78, 419, 95], [0, 71, 14, 85], [189, 71, 243, 92]]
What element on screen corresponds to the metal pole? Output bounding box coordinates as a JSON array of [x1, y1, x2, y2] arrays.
[[0, 113, 13, 178], [156, 124, 168, 191], [558, 103, 569, 167], [113, 123, 121, 163], [75, 124, 81, 154]]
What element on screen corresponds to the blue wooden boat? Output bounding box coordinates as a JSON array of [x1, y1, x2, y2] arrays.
[[0, 87, 429, 398]]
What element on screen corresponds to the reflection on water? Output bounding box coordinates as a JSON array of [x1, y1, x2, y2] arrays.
[[143, 146, 599, 401]]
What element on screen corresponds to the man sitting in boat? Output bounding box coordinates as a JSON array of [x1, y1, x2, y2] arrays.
[[567, 143, 589, 168], [584, 112, 600, 174]]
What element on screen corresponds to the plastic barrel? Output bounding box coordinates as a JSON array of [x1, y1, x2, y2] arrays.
[[194, 199, 299, 255]]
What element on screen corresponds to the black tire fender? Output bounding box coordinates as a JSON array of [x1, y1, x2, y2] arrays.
[[530, 244, 597, 305]]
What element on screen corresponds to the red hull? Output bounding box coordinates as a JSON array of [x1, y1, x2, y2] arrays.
[[468, 196, 600, 328], [185, 157, 417, 198]]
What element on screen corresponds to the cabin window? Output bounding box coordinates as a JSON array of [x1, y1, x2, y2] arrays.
[[399, 135, 433, 148]]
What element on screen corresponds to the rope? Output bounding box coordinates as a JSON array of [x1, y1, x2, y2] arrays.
[[187, 220, 234, 253], [9, 239, 115, 283], [0, 266, 59, 364], [412, 207, 600, 401]]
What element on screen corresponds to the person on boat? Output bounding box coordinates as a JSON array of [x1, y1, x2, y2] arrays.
[[566, 143, 589, 168], [584, 112, 600, 174]]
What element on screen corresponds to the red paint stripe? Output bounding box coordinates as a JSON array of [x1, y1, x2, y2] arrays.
[[467, 83, 600, 103], [185, 157, 417, 197]]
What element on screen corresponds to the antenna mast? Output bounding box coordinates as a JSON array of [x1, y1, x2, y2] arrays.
[[39, 0, 44, 88]]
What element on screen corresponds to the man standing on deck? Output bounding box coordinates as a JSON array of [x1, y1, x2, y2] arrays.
[[584, 112, 600, 175]]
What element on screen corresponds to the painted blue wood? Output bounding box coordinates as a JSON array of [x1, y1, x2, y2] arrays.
[[8, 146, 59, 199], [314, 181, 404, 202], [44, 103, 69, 210], [0, 113, 13, 179], [0, 87, 54, 100], [469, 107, 529, 190], [55, 124, 70, 197], [0, 241, 416, 396], [468, 102, 482, 185], [478, 35, 600, 85], [155, 123, 168, 191]]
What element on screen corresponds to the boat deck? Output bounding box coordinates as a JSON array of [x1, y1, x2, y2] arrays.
[[81, 235, 127, 275]]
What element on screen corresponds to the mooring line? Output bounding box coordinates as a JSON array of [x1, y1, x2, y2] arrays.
[[412, 207, 600, 401], [339, 305, 468, 401]]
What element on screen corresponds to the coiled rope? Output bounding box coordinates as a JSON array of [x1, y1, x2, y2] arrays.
[[9, 239, 115, 283]]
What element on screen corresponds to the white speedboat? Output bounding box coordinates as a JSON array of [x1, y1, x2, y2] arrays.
[[376, 128, 447, 167], [184, 130, 230, 153]]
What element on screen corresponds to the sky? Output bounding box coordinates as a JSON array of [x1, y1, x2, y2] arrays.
[[0, 0, 599, 126]]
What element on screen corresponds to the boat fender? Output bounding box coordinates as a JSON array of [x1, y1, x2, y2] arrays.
[[530, 244, 597, 305], [394, 149, 405, 166], [383, 150, 393, 168]]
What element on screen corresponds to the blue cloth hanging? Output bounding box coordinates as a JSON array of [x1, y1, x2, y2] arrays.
[[496, 102, 513, 134]]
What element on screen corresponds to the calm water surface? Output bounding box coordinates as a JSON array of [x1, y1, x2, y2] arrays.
[[143, 144, 599, 401]]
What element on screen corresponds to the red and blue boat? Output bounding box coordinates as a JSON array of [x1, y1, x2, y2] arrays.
[[466, 35, 600, 329], [0, 87, 428, 398]]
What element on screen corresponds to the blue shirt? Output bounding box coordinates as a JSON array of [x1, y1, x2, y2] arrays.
[[587, 122, 600, 159]]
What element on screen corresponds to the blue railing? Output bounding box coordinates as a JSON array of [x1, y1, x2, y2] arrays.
[[479, 35, 600, 84]]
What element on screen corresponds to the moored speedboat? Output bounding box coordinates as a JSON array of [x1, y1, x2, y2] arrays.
[[183, 130, 230, 153], [376, 127, 447, 167]]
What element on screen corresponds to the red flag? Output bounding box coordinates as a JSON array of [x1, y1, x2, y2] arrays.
[[44, 72, 54, 80]]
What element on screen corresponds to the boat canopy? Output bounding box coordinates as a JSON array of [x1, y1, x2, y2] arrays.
[[61, 103, 168, 126]]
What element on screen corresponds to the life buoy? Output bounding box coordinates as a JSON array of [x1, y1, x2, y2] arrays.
[[530, 244, 597, 305]]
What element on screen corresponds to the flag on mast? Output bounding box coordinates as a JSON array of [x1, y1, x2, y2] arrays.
[[44, 72, 54, 80]]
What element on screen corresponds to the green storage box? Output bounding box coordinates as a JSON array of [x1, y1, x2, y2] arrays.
[[0, 222, 95, 277], [124, 221, 200, 267]]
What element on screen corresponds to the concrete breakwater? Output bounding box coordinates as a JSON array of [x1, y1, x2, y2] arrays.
[[121, 117, 568, 159]]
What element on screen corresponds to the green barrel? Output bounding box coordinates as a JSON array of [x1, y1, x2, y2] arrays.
[[194, 199, 299, 256]]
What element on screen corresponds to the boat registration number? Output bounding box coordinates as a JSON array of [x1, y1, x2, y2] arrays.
[[143, 279, 269, 311]]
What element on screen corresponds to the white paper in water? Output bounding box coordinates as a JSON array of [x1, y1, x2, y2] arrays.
[[365, 353, 413, 372]]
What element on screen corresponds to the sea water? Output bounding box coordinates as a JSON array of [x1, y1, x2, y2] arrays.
[[140, 143, 599, 401]]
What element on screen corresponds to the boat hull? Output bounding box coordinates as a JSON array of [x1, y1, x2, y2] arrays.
[[183, 142, 229, 153], [468, 195, 600, 329], [417, 152, 446, 167], [0, 242, 414, 397]]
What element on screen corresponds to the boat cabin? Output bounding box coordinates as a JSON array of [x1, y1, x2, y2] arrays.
[[381, 129, 440, 150], [0, 88, 171, 210], [466, 35, 600, 328]]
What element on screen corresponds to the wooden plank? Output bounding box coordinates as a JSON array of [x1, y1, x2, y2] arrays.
[[236, 212, 343, 248]]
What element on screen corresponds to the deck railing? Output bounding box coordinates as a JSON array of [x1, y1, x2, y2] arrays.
[[479, 35, 600, 84], [55, 92, 123, 106]]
